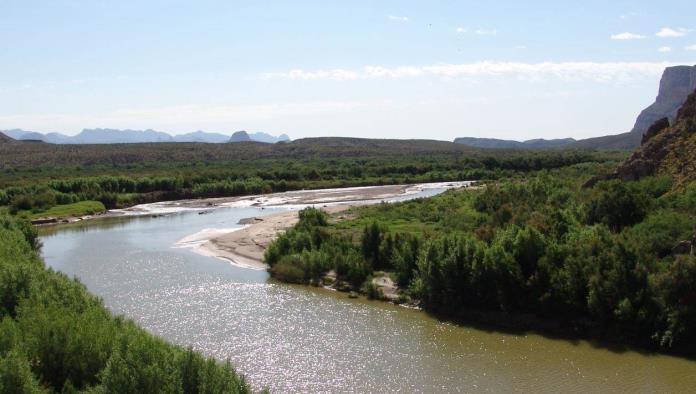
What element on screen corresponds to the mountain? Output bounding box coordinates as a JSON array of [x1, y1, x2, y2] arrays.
[[248, 132, 290, 144], [16, 131, 45, 141], [172, 131, 230, 143], [454, 65, 696, 151], [0, 128, 291, 144], [570, 65, 696, 150], [630, 65, 696, 136], [70, 128, 173, 144], [566, 132, 640, 150], [0, 132, 15, 143], [229, 130, 252, 142], [612, 87, 696, 185], [1, 129, 31, 139], [42, 132, 74, 144], [454, 137, 576, 149]]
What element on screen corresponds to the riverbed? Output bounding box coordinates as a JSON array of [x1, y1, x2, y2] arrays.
[[39, 184, 696, 393]]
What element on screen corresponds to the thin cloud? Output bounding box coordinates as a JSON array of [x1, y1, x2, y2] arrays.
[[475, 28, 498, 36], [658, 46, 672, 53], [656, 27, 691, 38], [456, 27, 467, 33], [686, 44, 696, 51], [387, 15, 409, 22], [0, 100, 397, 133], [610, 32, 646, 40], [264, 61, 684, 83]]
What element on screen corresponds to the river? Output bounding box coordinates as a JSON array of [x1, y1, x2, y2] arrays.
[[39, 185, 696, 393]]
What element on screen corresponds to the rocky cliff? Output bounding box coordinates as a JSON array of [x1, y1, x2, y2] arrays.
[[454, 66, 696, 151], [629, 65, 696, 136], [572, 65, 696, 150], [613, 87, 696, 184]]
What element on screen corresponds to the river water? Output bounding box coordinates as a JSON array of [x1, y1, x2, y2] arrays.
[[39, 186, 696, 393]]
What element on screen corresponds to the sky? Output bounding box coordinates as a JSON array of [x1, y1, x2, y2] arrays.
[[1, 0, 696, 141]]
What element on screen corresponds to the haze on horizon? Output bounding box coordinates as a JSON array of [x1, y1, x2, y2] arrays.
[[1, 0, 696, 141]]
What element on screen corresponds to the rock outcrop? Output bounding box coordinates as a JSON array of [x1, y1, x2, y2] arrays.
[[613, 87, 696, 184], [229, 130, 252, 143], [629, 65, 696, 136], [572, 65, 696, 151], [641, 117, 670, 145]]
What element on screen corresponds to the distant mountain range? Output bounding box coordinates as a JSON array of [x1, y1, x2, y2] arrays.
[[453, 137, 576, 150], [455, 65, 696, 151], [0, 128, 290, 144]]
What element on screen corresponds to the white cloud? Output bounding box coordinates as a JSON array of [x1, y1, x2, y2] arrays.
[[475, 28, 497, 36], [515, 45, 528, 50], [658, 46, 672, 53], [456, 27, 467, 33], [264, 61, 683, 83], [686, 44, 696, 51], [387, 15, 409, 22], [656, 27, 691, 38], [610, 32, 646, 40]]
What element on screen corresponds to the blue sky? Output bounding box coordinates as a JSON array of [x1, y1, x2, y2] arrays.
[[1, 0, 695, 140]]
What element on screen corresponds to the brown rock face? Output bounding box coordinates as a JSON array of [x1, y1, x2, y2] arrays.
[[613, 87, 696, 184], [629, 65, 696, 137], [641, 117, 670, 145]]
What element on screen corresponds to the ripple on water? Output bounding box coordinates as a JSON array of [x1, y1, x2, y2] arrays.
[[39, 205, 696, 393]]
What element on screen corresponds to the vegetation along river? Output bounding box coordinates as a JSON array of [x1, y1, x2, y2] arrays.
[[39, 185, 696, 393]]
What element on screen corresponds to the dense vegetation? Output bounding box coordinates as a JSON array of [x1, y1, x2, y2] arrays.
[[265, 165, 696, 353], [0, 214, 254, 393], [0, 141, 620, 218]]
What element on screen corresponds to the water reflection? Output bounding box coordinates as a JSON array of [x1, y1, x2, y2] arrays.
[[39, 189, 696, 393]]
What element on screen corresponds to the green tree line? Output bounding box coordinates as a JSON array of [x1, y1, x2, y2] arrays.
[[1, 151, 621, 215], [264, 170, 696, 352]]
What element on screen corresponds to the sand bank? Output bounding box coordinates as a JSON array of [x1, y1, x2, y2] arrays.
[[177, 181, 473, 269]]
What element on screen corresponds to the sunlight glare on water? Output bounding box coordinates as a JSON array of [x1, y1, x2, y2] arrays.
[[40, 188, 696, 393]]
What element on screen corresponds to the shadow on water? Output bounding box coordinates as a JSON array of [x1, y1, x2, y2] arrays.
[[416, 307, 696, 361], [276, 277, 696, 361], [42, 210, 696, 363], [39, 214, 165, 236]]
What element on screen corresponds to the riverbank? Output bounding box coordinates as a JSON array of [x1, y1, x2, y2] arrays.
[[199, 206, 350, 270], [37, 180, 696, 392], [175, 182, 472, 269]]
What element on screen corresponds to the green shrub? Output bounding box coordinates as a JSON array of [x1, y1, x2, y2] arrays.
[[270, 256, 307, 284]]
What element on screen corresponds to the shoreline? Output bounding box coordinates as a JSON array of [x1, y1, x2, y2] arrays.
[[33, 181, 474, 227], [176, 181, 473, 270]]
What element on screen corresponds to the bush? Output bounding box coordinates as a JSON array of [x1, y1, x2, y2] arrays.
[[269, 256, 307, 284], [0, 214, 252, 392], [586, 181, 650, 231]]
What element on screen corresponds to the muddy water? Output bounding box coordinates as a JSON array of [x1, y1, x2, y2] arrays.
[[40, 187, 696, 393]]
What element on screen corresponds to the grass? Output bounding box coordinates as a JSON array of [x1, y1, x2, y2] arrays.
[[28, 200, 106, 219]]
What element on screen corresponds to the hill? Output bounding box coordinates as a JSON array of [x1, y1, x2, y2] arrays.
[[0, 132, 15, 143], [0, 128, 290, 144], [454, 137, 576, 149], [0, 137, 486, 169], [229, 130, 252, 142], [172, 130, 230, 143], [613, 88, 696, 185], [567, 131, 642, 150]]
